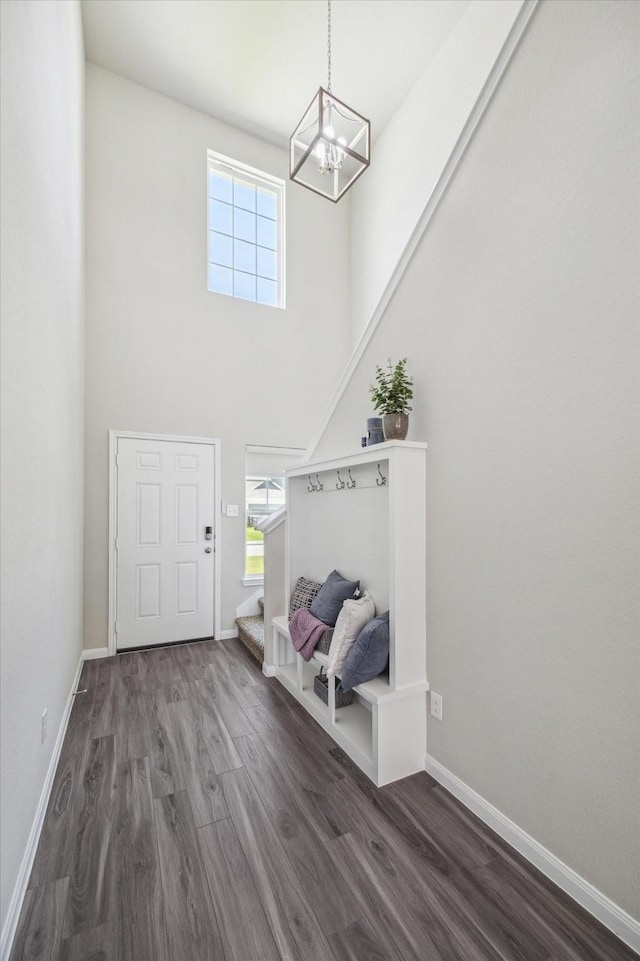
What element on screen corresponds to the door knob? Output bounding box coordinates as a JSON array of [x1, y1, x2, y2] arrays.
[[204, 546, 213, 553]]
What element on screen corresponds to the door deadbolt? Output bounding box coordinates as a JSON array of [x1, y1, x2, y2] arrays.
[[205, 526, 213, 540]]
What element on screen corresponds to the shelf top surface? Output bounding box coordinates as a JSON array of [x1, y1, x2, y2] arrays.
[[288, 441, 428, 478]]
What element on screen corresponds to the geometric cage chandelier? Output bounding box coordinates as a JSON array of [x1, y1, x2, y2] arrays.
[[289, 0, 371, 202]]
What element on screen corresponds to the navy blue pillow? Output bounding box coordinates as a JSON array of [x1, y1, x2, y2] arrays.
[[341, 611, 390, 692], [310, 569, 360, 627]]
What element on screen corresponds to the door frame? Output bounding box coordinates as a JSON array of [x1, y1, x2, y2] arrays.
[[108, 430, 222, 656]]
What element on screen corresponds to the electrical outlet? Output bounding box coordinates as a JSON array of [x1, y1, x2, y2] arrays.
[[226, 504, 239, 517], [430, 691, 443, 721], [41, 709, 48, 743]]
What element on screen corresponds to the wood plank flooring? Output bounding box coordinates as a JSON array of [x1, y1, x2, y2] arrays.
[[10, 638, 638, 961]]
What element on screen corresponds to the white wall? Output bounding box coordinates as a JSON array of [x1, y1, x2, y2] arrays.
[[313, 0, 640, 920], [84, 66, 351, 644], [349, 0, 524, 347], [0, 0, 85, 934]]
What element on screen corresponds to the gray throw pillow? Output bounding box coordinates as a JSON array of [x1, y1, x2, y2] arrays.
[[341, 611, 390, 692], [310, 569, 360, 627], [315, 627, 334, 655]]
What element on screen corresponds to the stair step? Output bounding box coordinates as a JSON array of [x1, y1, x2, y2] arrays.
[[235, 614, 264, 663]]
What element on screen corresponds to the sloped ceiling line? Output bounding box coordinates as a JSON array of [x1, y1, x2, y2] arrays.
[[302, 0, 540, 463]]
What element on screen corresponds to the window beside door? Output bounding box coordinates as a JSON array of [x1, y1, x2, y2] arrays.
[[243, 446, 304, 585], [245, 475, 285, 578]]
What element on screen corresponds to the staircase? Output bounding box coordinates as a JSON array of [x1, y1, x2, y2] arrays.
[[235, 597, 264, 663]]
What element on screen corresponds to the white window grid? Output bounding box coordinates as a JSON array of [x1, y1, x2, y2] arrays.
[[207, 150, 285, 309]]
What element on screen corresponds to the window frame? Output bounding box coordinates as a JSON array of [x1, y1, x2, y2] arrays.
[[244, 473, 286, 582], [242, 446, 303, 586], [207, 150, 286, 309]]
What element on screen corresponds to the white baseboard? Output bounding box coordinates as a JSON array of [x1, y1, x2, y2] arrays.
[[217, 629, 239, 640], [82, 646, 109, 660], [1, 652, 85, 961], [262, 663, 277, 677], [425, 754, 640, 954]]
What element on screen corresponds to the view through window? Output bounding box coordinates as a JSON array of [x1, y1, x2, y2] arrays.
[[245, 475, 285, 577]]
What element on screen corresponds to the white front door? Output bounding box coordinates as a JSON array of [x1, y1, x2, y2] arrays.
[[115, 437, 216, 650]]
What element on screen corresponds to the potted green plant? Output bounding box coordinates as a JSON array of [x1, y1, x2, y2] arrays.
[[369, 357, 414, 440]]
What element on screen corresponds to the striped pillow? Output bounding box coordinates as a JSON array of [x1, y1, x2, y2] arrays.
[[288, 576, 323, 620]]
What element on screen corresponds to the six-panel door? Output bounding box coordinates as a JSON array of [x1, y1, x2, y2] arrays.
[[115, 438, 215, 649]]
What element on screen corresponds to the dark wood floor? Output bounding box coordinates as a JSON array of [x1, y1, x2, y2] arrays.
[[10, 638, 637, 961]]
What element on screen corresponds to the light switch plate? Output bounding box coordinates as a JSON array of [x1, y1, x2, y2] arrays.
[[226, 504, 239, 517]]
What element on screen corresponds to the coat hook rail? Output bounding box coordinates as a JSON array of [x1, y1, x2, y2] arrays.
[[305, 466, 389, 492]]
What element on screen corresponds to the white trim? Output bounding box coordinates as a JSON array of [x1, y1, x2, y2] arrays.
[[213, 439, 222, 644], [0, 653, 84, 961], [302, 0, 540, 463], [242, 576, 264, 588], [217, 629, 238, 641], [262, 663, 277, 677], [108, 430, 117, 655], [82, 647, 109, 660], [108, 430, 222, 655], [255, 505, 286, 534], [292, 440, 427, 477], [245, 445, 304, 458], [424, 755, 640, 954], [207, 150, 286, 310]]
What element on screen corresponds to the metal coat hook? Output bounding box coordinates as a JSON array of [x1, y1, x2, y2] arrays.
[[336, 470, 346, 490], [346, 469, 356, 489], [376, 463, 387, 486], [315, 474, 323, 491], [307, 475, 315, 492]]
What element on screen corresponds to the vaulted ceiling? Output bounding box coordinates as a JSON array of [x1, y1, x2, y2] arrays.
[[81, 0, 471, 146]]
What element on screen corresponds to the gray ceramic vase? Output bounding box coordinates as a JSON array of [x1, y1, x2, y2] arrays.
[[382, 413, 409, 441]]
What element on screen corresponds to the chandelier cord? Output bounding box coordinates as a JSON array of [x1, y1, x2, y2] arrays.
[[327, 0, 332, 93]]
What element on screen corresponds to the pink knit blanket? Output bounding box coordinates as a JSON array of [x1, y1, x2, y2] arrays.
[[289, 608, 328, 661]]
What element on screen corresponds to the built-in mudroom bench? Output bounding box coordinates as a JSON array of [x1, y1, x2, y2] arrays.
[[266, 441, 428, 787]]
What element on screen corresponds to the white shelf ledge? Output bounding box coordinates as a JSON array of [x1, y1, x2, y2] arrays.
[[287, 440, 428, 478]]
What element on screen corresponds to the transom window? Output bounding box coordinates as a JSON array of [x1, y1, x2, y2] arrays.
[[207, 151, 285, 308]]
